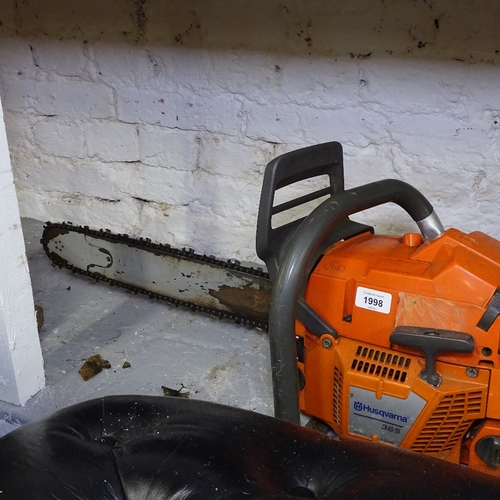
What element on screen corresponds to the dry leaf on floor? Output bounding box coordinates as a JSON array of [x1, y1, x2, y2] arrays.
[[162, 385, 190, 398], [79, 354, 111, 381]]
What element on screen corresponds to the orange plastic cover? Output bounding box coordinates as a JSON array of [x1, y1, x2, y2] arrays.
[[300, 228, 500, 474]]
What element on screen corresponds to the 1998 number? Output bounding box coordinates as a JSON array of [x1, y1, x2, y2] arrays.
[[364, 296, 384, 308]]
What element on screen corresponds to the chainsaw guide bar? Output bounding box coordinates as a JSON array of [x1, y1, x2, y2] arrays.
[[41, 221, 272, 331]]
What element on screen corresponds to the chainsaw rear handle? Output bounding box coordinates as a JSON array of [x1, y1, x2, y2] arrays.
[[268, 178, 445, 424], [257, 141, 346, 282]]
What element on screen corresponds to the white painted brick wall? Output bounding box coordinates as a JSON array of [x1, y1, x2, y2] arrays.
[[87, 122, 140, 162], [4, 80, 115, 119], [34, 119, 86, 158], [139, 127, 199, 171], [1, 1, 500, 262]]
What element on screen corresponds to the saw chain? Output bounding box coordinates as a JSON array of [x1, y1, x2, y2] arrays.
[[41, 221, 271, 331]]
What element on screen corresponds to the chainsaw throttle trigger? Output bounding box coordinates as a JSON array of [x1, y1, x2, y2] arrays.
[[477, 287, 500, 331], [390, 326, 474, 387]]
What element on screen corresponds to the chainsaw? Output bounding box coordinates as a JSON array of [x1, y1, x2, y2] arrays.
[[256, 141, 500, 477], [42, 141, 500, 475]]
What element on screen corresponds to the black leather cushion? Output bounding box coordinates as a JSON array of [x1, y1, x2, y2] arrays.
[[0, 395, 499, 499]]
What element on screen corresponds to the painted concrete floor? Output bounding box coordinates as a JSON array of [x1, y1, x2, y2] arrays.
[[0, 218, 274, 435]]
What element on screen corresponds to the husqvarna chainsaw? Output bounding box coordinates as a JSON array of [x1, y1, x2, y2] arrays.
[[42, 142, 500, 476], [256, 141, 500, 477]]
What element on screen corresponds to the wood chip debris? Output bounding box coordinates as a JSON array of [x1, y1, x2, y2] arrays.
[[79, 354, 111, 381]]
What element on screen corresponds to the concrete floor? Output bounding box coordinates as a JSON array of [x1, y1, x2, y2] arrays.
[[0, 218, 274, 435]]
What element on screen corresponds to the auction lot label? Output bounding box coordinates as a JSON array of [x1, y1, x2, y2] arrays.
[[355, 286, 392, 314]]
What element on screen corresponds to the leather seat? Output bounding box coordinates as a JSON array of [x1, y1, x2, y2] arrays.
[[0, 395, 499, 499]]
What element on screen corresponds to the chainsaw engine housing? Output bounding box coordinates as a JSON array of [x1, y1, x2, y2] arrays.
[[299, 228, 500, 475]]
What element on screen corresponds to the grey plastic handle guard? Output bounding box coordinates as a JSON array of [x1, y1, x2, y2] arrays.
[[269, 178, 445, 423]]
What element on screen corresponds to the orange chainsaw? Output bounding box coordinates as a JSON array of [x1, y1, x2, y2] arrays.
[[256, 141, 500, 476]]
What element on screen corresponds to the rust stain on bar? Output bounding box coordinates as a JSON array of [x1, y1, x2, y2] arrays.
[[209, 283, 271, 321]]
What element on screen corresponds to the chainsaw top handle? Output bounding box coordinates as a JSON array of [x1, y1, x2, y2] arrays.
[[259, 143, 445, 423]]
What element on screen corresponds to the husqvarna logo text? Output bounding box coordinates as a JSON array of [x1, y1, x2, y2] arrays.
[[353, 401, 408, 423]]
